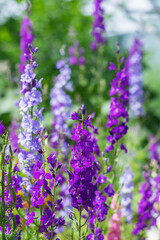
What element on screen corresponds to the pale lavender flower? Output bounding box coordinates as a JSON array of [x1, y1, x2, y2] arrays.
[[119, 165, 134, 223], [18, 48, 44, 177], [126, 37, 145, 117], [50, 52, 72, 155]]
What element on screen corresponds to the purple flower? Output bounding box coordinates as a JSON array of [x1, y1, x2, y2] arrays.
[[69, 55, 77, 65], [109, 62, 116, 71], [13, 163, 20, 173], [105, 59, 129, 153], [126, 37, 145, 118], [106, 165, 112, 173], [69, 106, 112, 238], [19, 15, 34, 74], [50, 55, 72, 155], [104, 183, 115, 197], [90, 0, 106, 51], [133, 139, 160, 236], [36, 196, 44, 206], [0, 121, 5, 135], [47, 153, 57, 169], [18, 49, 44, 178], [24, 209, 35, 227], [68, 41, 86, 66], [79, 56, 86, 66], [71, 112, 79, 120], [119, 165, 134, 223]]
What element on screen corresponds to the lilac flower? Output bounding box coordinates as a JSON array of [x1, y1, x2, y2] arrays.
[[18, 49, 44, 178], [119, 165, 134, 223], [105, 60, 129, 153], [90, 0, 107, 51], [126, 37, 145, 117], [19, 15, 34, 74], [68, 41, 86, 66], [0, 121, 5, 135], [50, 53, 72, 155]]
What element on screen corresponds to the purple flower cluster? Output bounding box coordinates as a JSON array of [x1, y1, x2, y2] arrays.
[[25, 153, 65, 238], [133, 137, 160, 235], [90, 0, 106, 51], [0, 158, 22, 236], [119, 165, 134, 223], [105, 61, 129, 153], [0, 121, 5, 135], [19, 15, 34, 74], [69, 106, 114, 239], [132, 170, 154, 235], [50, 56, 72, 155], [126, 37, 145, 118], [68, 110, 100, 210], [68, 41, 86, 66], [18, 48, 44, 177]]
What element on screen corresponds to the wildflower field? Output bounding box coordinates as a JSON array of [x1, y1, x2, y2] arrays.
[[0, 0, 160, 239]]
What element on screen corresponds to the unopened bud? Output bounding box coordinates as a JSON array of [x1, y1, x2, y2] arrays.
[[34, 47, 39, 53]]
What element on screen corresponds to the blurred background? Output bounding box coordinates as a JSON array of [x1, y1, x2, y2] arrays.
[[0, 0, 160, 126]]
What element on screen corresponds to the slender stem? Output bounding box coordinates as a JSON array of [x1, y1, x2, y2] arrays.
[[112, 142, 118, 180], [51, 227, 53, 240], [1, 134, 8, 240], [78, 206, 82, 240], [37, 228, 39, 240], [1, 163, 6, 240]]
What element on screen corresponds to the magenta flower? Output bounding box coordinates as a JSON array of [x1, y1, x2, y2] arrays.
[[36, 197, 45, 206], [24, 209, 35, 227]]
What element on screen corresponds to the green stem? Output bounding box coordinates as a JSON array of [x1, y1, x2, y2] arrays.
[[37, 228, 39, 240], [78, 206, 82, 240], [1, 133, 8, 240]]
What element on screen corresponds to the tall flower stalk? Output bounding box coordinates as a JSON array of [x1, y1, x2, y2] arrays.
[[0, 123, 22, 239], [126, 37, 145, 117], [119, 165, 134, 223], [19, 15, 34, 74], [133, 136, 160, 236], [18, 47, 66, 239], [50, 49, 72, 155], [106, 194, 122, 240], [68, 105, 114, 239], [106, 44, 129, 154], [18, 46, 44, 178], [50, 48, 73, 230], [91, 0, 107, 51]]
